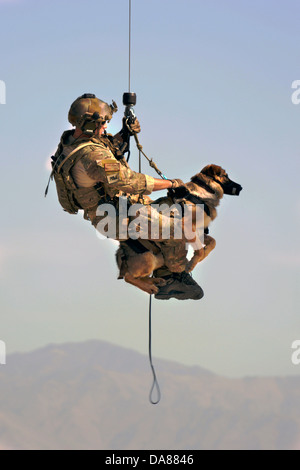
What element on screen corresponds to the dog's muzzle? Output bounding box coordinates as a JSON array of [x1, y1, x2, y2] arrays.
[[223, 179, 243, 196]]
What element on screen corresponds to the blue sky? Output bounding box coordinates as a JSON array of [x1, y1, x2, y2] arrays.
[[0, 0, 299, 377]]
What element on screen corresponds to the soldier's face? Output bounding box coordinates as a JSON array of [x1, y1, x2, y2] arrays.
[[98, 121, 108, 135]]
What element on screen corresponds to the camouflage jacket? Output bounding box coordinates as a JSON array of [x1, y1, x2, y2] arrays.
[[52, 130, 155, 222]]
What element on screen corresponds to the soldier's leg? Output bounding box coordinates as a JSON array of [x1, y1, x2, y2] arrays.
[[126, 201, 189, 272], [141, 206, 203, 300], [91, 201, 204, 300]]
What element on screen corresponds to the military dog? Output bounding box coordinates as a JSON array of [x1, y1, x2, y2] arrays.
[[116, 164, 242, 295]]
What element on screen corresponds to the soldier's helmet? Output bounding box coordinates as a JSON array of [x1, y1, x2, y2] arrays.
[[68, 93, 118, 127]]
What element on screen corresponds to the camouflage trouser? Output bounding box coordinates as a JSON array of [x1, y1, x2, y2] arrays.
[[87, 197, 192, 273], [154, 240, 188, 273]]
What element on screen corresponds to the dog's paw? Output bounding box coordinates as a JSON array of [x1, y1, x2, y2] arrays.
[[152, 277, 167, 287], [146, 284, 160, 295]]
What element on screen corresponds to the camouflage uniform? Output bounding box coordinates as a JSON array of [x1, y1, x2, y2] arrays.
[[55, 129, 188, 272]]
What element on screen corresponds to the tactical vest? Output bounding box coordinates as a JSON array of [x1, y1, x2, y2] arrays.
[[51, 141, 107, 215]]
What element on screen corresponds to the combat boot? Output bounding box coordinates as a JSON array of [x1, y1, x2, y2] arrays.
[[154, 270, 204, 301]]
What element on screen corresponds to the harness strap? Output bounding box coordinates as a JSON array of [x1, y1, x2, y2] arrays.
[[191, 178, 215, 195], [137, 239, 161, 255], [45, 142, 106, 198], [56, 142, 104, 174], [184, 194, 211, 217]]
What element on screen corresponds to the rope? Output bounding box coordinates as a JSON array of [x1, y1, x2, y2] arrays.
[[128, 0, 131, 92], [133, 132, 167, 179], [126, 3, 166, 180], [124, 120, 167, 180], [148, 295, 161, 405], [139, 141, 141, 173], [127, 0, 161, 405]]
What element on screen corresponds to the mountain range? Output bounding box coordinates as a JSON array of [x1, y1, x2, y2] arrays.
[[0, 340, 299, 450]]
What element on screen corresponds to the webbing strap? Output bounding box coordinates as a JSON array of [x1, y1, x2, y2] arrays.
[[56, 142, 104, 174], [45, 142, 106, 198]]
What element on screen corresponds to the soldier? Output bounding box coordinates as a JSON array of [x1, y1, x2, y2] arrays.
[[50, 93, 203, 300]]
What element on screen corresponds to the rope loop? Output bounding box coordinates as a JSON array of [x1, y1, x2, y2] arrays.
[[148, 295, 161, 405]]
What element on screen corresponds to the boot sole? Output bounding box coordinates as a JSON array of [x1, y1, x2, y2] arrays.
[[155, 289, 204, 301]]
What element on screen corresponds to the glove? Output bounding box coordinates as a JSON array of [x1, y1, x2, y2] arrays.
[[129, 119, 141, 135], [122, 117, 141, 136], [169, 178, 185, 188], [168, 180, 190, 201]]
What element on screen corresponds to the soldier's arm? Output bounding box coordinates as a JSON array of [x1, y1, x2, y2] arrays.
[[81, 151, 177, 196], [114, 119, 141, 143], [152, 179, 173, 191]]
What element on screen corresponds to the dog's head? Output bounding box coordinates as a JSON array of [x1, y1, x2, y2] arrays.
[[192, 164, 243, 196]]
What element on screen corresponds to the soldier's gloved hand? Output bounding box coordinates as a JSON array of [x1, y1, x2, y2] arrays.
[[168, 180, 190, 201], [170, 178, 185, 188], [122, 117, 141, 136], [129, 119, 141, 135]]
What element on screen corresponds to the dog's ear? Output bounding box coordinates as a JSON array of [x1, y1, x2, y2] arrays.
[[190, 171, 211, 185], [201, 164, 223, 178]]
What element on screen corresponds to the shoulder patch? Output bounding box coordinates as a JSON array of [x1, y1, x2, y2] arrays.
[[104, 162, 121, 172], [96, 158, 120, 171], [107, 173, 120, 184]]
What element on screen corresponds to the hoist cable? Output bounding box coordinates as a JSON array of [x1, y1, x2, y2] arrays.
[[128, 0, 131, 92], [127, 0, 161, 405], [148, 295, 161, 405]]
